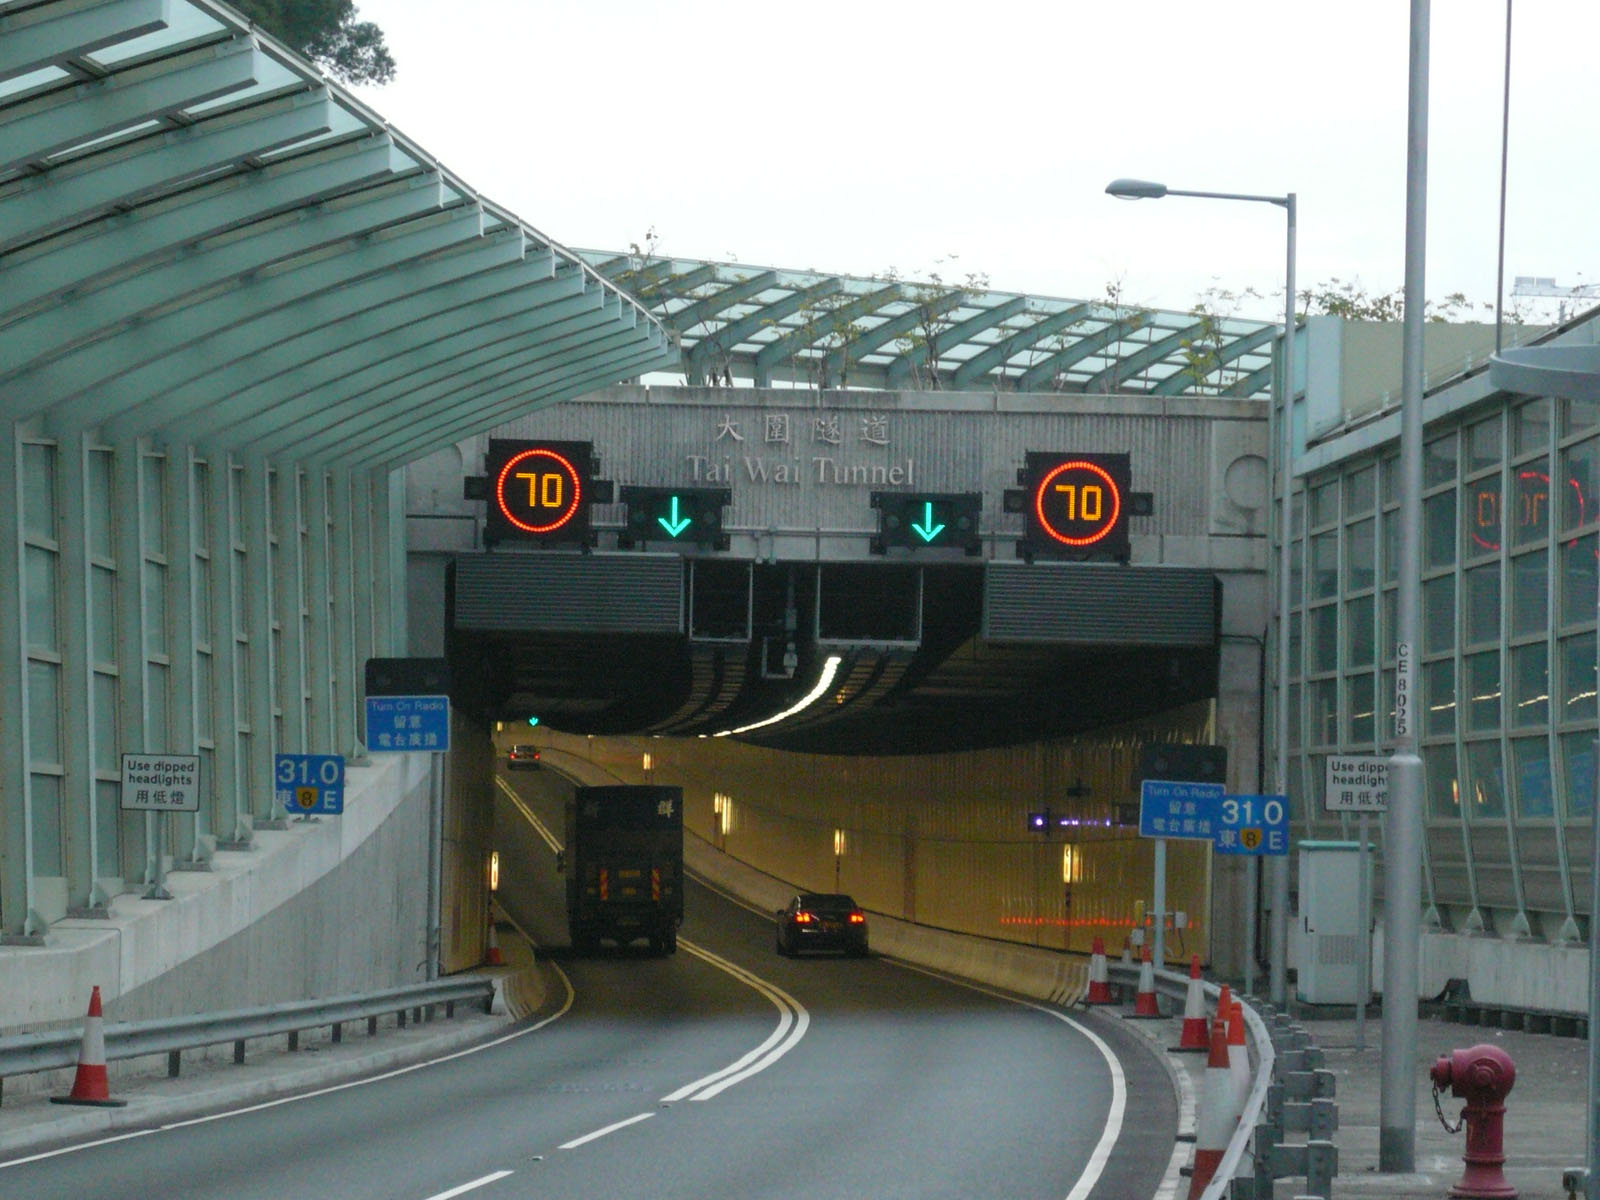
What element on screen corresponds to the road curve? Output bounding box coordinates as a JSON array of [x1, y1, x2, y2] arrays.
[[0, 769, 1176, 1200]]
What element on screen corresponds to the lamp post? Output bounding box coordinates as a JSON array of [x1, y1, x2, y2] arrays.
[[1105, 177, 1297, 1006]]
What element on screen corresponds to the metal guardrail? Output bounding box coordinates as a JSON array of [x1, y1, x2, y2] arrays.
[[0, 976, 494, 1102], [1106, 962, 1337, 1200]]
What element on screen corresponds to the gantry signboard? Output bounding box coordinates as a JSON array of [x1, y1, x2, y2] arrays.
[[485, 439, 595, 546], [620, 485, 731, 549], [870, 491, 982, 554], [1021, 451, 1132, 560]]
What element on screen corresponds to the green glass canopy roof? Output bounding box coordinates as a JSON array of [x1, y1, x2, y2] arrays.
[[580, 252, 1279, 398], [0, 0, 674, 467]]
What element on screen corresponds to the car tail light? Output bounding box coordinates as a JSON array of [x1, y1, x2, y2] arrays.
[[848, 911, 865, 924], [794, 911, 813, 924]]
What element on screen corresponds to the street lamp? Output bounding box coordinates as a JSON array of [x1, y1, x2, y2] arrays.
[[1105, 176, 1297, 1007]]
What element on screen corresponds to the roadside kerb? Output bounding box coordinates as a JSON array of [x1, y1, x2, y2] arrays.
[[0, 976, 494, 1103], [1109, 961, 1337, 1199]]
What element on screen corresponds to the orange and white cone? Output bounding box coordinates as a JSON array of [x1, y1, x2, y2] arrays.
[[1187, 1017, 1235, 1198], [1126, 946, 1162, 1018], [1120, 931, 1134, 965], [485, 914, 503, 965], [1173, 955, 1209, 1051], [1085, 936, 1114, 1005], [51, 986, 127, 1108], [1227, 998, 1251, 1120]]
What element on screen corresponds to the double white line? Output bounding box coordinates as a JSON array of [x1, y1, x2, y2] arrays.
[[659, 939, 809, 1102]]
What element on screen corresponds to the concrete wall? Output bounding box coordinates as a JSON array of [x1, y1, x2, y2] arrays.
[[1, 754, 434, 1035], [1370, 926, 1590, 1014], [534, 720, 1218, 966]]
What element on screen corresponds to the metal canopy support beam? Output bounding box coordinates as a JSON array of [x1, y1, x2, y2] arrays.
[[331, 313, 642, 463], [0, 0, 171, 82], [752, 284, 901, 383], [1015, 317, 1146, 391], [101, 227, 523, 440], [263, 285, 619, 461], [0, 135, 412, 331], [358, 339, 671, 471], [237, 450, 274, 841], [329, 467, 359, 758], [0, 172, 449, 380], [0, 38, 262, 174], [1152, 322, 1278, 396], [152, 233, 534, 443], [950, 303, 1093, 389], [884, 295, 1028, 389], [38, 198, 479, 434], [276, 462, 309, 750], [0, 429, 40, 940], [690, 277, 843, 384], [243, 282, 601, 457], [1078, 321, 1207, 394], [822, 287, 963, 383], [196, 253, 573, 450], [669, 270, 777, 344], [0, 89, 336, 254], [111, 436, 152, 883]]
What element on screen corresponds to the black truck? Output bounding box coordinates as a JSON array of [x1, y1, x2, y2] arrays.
[[563, 785, 683, 954]]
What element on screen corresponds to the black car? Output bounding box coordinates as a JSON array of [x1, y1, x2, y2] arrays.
[[775, 893, 868, 957], [506, 744, 541, 770]]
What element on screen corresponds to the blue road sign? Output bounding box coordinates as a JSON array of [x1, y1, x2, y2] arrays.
[[1213, 793, 1289, 856], [1138, 779, 1225, 840], [275, 753, 345, 815], [364, 694, 450, 753]]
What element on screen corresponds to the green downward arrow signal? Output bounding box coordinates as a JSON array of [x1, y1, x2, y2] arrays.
[[658, 495, 692, 538], [911, 501, 944, 543]]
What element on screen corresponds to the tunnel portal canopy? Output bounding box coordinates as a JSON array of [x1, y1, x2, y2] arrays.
[[581, 251, 1279, 398], [0, 0, 674, 461]]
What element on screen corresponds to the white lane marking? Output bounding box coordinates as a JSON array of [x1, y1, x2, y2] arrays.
[[422, 1169, 514, 1200], [893, 960, 1126, 1200], [0, 925, 576, 1172], [494, 775, 562, 853], [557, 1111, 655, 1150], [1153, 1141, 1190, 1200], [659, 940, 809, 1103]]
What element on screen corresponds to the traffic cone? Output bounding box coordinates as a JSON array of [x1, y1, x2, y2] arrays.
[[1085, 936, 1114, 1005], [485, 912, 503, 966], [1125, 946, 1162, 1018], [51, 986, 127, 1108], [1120, 932, 1133, 966], [1187, 1017, 1235, 1198], [1227, 998, 1251, 1120], [1173, 955, 1208, 1052]]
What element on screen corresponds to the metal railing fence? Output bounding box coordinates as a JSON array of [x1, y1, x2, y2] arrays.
[[0, 976, 494, 1103]]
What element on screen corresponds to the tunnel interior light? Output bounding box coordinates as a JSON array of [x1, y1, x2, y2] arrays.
[[833, 828, 846, 857], [712, 655, 844, 737], [489, 850, 500, 892]]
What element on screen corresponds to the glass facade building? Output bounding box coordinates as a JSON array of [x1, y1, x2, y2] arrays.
[[1281, 344, 1597, 947]]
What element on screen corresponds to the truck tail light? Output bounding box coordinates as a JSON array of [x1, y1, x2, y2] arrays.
[[794, 911, 813, 924]]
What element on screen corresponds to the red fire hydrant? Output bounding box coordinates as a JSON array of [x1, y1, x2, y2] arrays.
[[1429, 1043, 1517, 1199]]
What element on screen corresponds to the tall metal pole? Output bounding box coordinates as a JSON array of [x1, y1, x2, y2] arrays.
[[1270, 195, 1297, 1008], [1380, 0, 1430, 1173], [1587, 758, 1599, 1200]]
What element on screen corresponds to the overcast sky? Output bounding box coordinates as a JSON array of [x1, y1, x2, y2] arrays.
[[350, 1, 1597, 323]]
